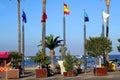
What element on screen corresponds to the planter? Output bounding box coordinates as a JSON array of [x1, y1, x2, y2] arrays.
[[94, 67, 107, 76], [35, 68, 48, 78], [63, 71, 76, 77], [7, 69, 19, 79]]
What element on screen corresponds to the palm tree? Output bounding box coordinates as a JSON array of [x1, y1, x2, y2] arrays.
[[44, 34, 62, 70], [42, 0, 46, 52], [9, 0, 21, 54], [10, 0, 26, 74], [8, 52, 22, 68]]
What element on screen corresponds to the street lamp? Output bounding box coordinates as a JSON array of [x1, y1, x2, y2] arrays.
[[105, 0, 110, 62], [105, 0, 110, 37]]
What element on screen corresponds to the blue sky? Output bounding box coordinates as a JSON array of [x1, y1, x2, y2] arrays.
[[0, 0, 120, 56]]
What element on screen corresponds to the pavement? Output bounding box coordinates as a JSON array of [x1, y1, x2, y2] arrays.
[[0, 68, 120, 80]]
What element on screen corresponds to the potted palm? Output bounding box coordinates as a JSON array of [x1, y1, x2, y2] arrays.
[[85, 37, 112, 76], [33, 50, 49, 78], [63, 53, 76, 77], [38, 34, 62, 71], [8, 51, 22, 79], [8, 52, 22, 69]]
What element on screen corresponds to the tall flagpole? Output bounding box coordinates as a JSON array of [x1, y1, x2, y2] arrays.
[[63, 1, 66, 60], [22, 22, 25, 74], [63, 1, 66, 46], [102, 10, 105, 38], [102, 11, 106, 66], [22, 10, 27, 74], [84, 21, 87, 73], [60, 1, 67, 60], [84, 10, 89, 73], [63, 15, 66, 46], [102, 23, 105, 37]]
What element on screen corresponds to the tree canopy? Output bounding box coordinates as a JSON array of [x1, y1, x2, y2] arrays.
[[85, 37, 112, 57], [33, 50, 49, 68], [117, 39, 120, 52], [63, 53, 74, 72], [45, 34, 63, 50]]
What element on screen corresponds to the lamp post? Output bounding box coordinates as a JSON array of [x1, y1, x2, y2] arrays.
[[105, 0, 110, 62]]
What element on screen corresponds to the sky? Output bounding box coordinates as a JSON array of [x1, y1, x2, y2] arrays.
[[0, 0, 120, 56]]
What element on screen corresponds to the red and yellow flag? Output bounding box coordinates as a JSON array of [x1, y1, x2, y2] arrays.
[[64, 4, 70, 15]]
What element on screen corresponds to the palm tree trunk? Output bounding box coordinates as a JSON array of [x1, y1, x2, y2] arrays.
[[50, 50, 55, 71], [42, 0, 46, 52], [18, 0, 21, 54]]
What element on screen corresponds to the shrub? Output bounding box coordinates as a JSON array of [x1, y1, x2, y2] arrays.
[[63, 53, 74, 72]]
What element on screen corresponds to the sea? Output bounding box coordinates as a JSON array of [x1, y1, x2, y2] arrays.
[[24, 55, 120, 68]]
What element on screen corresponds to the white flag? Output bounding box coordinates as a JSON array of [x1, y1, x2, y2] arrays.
[[102, 11, 110, 23]]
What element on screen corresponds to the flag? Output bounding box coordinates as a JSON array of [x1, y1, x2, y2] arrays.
[[64, 3, 70, 15], [41, 12, 47, 22], [22, 11, 27, 23], [84, 11, 89, 22], [102, 11, 109, 23]]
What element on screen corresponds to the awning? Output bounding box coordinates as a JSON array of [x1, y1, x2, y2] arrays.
[[0, 52, 11, 59]]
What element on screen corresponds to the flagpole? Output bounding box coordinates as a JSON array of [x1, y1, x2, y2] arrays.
[[21, 10, 27, 74], [62, 1, 66, 60], [101, 10, 106, 66], [102, 10, 105, 38], [84, 21, 87, 73], [22, 22, 25, 74], [83, 10, 89, 73], [63, 15, 66, 46], [60, 1, 67, 60], [102, 23, 105, 37]]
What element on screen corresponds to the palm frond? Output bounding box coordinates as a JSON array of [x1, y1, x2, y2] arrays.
[[45, 34, 62, 50]]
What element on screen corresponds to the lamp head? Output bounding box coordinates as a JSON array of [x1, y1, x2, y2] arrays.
[[106, 0, 110, 6]]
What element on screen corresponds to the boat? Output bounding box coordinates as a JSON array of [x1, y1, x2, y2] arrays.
[[75, 55, 83, 59], [24, 56, 31, 60]]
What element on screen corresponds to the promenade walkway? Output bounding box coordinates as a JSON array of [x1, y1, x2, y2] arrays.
[[0, 68, 120, 80]]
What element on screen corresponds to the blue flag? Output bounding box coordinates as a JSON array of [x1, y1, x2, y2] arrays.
[[84, 11, 89, 22], [22, 11, 27, 23]]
